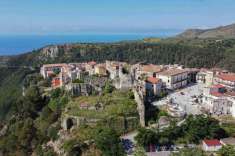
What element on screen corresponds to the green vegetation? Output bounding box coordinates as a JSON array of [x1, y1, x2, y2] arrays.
[[72, 79, 84, 83], [218, 145, 235, 156], [94, 127, 125, 156], [133, 146, 147, 156], [65, 90, 139, 133], [0, 67, 34, 120], [6, 39, 235, 73], [171, 148, 206, 156], [0, 75, 63, 155], [221, 123, 235, 137], [103, 81, 115, 94], [135, 115, 227, 147], [48, 88, 69, 111]]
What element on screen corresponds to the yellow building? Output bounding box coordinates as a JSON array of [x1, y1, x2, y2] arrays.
[[95, 64, 107, 76]]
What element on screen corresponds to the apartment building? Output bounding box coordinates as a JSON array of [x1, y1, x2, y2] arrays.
[[203, 84, 235, 116], [40, 63, 69, 79], [214, 73, 235, 89], [157, 69, 188, 90], [134, 64, 164, 80], [145, 77, 163, 97]]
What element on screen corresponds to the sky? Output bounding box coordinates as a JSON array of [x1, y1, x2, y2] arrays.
[[0, 0, 235, 35]]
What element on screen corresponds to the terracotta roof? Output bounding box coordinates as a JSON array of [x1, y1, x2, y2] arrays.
[[217, 73, 235, 82], [87, 61, 97, 66], [141, 64, 162, 73], [52, 77, 61, 87], [146, 77, 161, 84], [158, 69, 187, 76], [226, 91, 235, 97], [43, 63, 68, 68], [210, 92, 224, 97], [203, 139, 221, 146], [211, 84, 225, 89]]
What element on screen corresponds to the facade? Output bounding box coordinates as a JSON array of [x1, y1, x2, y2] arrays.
[[40, 63, 69, 79], [196, 70, 214, 87], [145, 77, 163, 97], [202, 139, 222, 152], [203, 84, 235, 116], [94, 64, 107, 76], [186, 68, 199, 84], [106, 60, 121, 79], [51, 77, 62, 88], [157, 69, 188, 90], [85, 61, 96, 75], [214, 73, 235, 89]]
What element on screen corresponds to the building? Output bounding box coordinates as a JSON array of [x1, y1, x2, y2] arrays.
[[106, 61, 122, 79], [134, 64, 164, 80], [40, 63, 69, 79], [157, 68, 188, 90], [85, 61, 96, 75], [186, 68, 199, 84], [51, 77, 62, 88], [145, 77, 163, 97], [202, 139, 222, 152], [66, 83, 92, 96], [196, 70, 214, 87], [203, 84, 235, 116], [94, 64, 107, 76], [214, 73, 235, 89]]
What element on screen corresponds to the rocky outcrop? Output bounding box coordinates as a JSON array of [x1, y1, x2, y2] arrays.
[[0, 125, 8, 137], [41, 46, 60, 58]]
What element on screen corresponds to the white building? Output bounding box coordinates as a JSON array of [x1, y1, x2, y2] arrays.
[[40, 63, 69, 79], [203, 84, 235, 116], [214, 73, 235, 89], [157, 69, 188, 90], [196, 70, 214, 87], [202, 139, 222, 152]]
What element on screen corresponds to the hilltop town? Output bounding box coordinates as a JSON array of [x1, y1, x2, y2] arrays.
[[39, 60, 235, 155]]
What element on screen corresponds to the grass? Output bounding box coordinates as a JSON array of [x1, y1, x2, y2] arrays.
[[64, 90, 138, 119], [221, 123, 235, 137]]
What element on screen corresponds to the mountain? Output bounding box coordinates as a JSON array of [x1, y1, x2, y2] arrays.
[[177, 23, 235, 39]]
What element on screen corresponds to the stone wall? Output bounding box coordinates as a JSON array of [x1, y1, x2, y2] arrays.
[[133, 88, 146, 127]]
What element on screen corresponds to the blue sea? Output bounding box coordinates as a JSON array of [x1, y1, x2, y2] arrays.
[[0, 32, 180, 56]]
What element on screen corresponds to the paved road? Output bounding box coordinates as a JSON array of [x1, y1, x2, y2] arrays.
[[147, 151, 171, 156], [153, 83, 205, 115]]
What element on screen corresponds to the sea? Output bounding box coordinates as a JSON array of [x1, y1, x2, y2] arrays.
[[0, 32, 180, 56]]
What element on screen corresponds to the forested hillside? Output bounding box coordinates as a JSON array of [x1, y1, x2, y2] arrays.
[[6, 38, 235, 72]]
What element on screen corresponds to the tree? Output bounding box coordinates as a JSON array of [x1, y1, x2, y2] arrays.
[[94, 127, 125, 156], [135, 128, 158, 147], [218, 145, 235, 156], [133, 146, 147, 156], [171, 148, 206, 156], [104, 82, 114, 94]]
